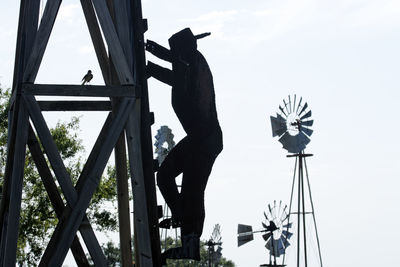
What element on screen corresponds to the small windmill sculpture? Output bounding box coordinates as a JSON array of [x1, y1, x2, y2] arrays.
[[154, 126, 178, 250], [238, 201, 293, 266], [207, 224, 223, 267]]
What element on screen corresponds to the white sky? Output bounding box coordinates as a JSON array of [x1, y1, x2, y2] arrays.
[[1, 0, 400, 266]]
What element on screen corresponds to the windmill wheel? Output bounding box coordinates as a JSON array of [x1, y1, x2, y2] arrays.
[[270, 95, 313, 153], [154, 125, 175, 165], [262, 201, 293, 258]]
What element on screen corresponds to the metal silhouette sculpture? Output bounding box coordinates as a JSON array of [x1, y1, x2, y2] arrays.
[[146, 28, 223, 262], [238, 201, 293, 267], [270, 95, 323, 267]]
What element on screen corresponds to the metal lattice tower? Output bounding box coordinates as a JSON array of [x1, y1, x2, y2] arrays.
[[0, 0, 161, 266]]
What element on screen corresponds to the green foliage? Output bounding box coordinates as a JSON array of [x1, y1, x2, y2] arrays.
[[0, 86, 119, 266], [162, 237, 235, 267]]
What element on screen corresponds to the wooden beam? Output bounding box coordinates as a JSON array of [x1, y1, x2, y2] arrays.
[[131, 0, 162, 264], [12, 0, 40, 91], [112, 0, 133, 69], [22, 83, 137, 97], [40, 98, 134, 266], [27, 126, 90, 266], [38, 101, 112, 111], [125, 99, 153, 266], [108, 1, 135, 265], [0, 0, 40, 250], [23, 0, 62, 83], [91, 0, 134, 85], [23, 95, 107, 266], [1, 104, 29, 266], [80, 0, 111, 84]]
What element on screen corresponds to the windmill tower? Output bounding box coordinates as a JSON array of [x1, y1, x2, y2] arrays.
[[270, 95, 323, 267], [0, 0, 162, 266]]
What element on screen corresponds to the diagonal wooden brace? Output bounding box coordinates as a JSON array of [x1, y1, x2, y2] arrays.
[[39, 98, 135, 266], [27, 126, 90, 266], [23, 95, 107, 266]]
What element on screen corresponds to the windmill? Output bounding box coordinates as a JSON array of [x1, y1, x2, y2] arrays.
[[154, 126, 178, 250], [207, 224, 223, 267], [270, 95, 323, 267], [237, 201, 293, 266]]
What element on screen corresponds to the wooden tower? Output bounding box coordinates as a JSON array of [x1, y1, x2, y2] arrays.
[[0, 0, 161, 266]]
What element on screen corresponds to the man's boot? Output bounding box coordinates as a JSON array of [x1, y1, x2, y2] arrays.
[[161, 232, 200, 263]]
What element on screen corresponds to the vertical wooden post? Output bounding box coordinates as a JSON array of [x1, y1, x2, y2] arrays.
[[130, 0, 162, 265], [107, 0, 135, 265], [1, 103, 29, 266]]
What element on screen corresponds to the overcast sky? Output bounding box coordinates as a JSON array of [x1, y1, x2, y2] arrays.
[[1, 0, 400, 266]]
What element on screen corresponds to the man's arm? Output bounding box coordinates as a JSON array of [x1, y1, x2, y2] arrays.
[[145, 40, 172, 62], [147, 61, 173, 86]]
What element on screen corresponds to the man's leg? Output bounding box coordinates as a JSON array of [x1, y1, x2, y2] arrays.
[[180, 150, 216, 237], [156, 137, 188, 221]]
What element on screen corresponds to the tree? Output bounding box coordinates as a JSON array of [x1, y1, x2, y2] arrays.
[[0, 85, 119, 265]]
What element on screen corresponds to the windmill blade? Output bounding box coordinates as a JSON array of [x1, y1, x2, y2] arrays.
[[288, 95, 292, 113], [268, 204, 273, 214], [279, 105, 287, 117], [262, 232, 272, 241], [265, 238, 272, 250], [268, 204, 277, 221], [270, 115, 287, 137], [262, 222, 269, 229], [300, 110, 312, 120], [281, 212, 289, 222], [282, 230, 293, 240], [267, 238, 282, 257], [298, 131, 311, 147], [296, 97, 303, 114], [273, 239, 280, 256], [264, 211, 270, 221], [298, 102, 308, 116], [278, 132, 297, 153], [301, 126, 313, 137], [283, 99, 289, 113], [280, 205, 288, 221], [301, 120, 314, 127], [293, 94, 297, 114], [273, 200, 277, 219], [282, 223, 292, 229], [277, 239, 284, 252], [279, 132, 308, 153], [282, 238, 291, 248]]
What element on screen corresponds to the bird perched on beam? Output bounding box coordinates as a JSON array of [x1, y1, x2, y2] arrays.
[[81, 70, 93, 85]]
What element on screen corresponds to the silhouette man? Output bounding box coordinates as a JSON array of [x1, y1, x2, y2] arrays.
[[81, 70, 93, 85], [146, 28, 223, 261]]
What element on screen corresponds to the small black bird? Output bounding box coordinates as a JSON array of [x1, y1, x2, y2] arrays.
[[81, 70, 93, 85]]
